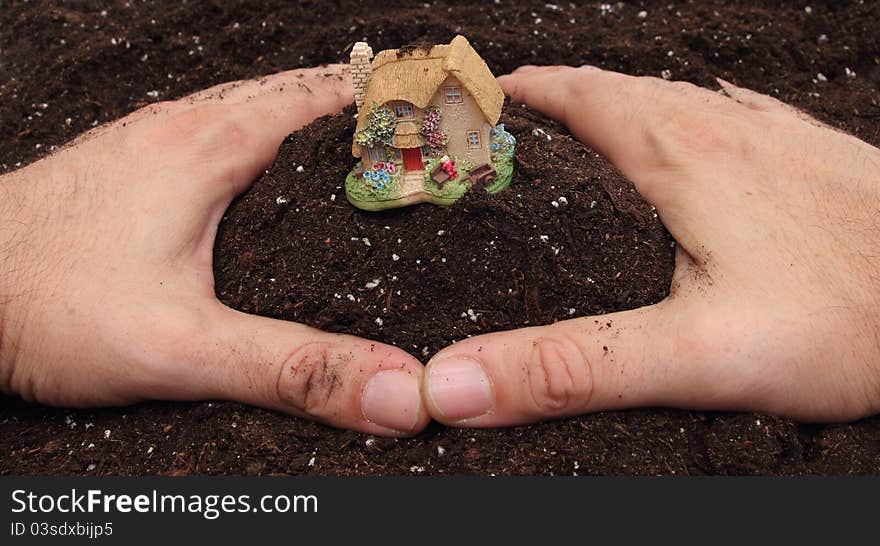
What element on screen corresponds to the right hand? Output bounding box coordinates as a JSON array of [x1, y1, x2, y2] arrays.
[[420, 65, 880, 428]]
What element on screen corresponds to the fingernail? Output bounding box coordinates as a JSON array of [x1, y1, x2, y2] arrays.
[[427, 358, 493, 421], [362, 370, 421, 433]]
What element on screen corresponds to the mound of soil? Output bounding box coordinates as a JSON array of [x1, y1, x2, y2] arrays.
[[2, 1, 879, 475], [214, 103, 673, 355]]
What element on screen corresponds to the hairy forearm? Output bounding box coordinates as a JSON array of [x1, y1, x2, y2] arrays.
[[0, 172, 29, 396]]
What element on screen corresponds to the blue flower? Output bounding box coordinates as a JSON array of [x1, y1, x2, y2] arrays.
[[381, 174, 390, 183], [371, 171, 380, 180], [362, 171, 370, 179], [508, 151, 514, 158], [491, 142, 499, 150], [376, 182, 384, 190], [377, 169, 385, 176]]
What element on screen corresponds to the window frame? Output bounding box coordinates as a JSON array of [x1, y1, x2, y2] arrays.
[[393, 102, 414, 119], [369, 145, 386, 162], [467, 130, 481, 149], [444, 86, 463, 104]]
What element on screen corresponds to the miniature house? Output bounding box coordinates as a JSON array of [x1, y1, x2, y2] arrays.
[[346, 35, 515, 210]]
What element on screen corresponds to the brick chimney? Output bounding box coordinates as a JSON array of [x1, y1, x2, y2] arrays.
[[350, 41, 374, 110]]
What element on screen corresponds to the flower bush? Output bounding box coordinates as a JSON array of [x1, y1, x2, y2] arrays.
[[419, 106, 448, 156], [360, 161, 398, 191], [486, 124, 516, 195], [355, 103, 397, 148], [346, 161, 401, 206], [490, 123, 516, 163]]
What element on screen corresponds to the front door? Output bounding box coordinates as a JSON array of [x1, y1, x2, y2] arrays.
[[402, 147, 423, 171]]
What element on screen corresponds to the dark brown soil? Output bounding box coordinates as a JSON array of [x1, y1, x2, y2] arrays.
[[2, 1, 879, 475]]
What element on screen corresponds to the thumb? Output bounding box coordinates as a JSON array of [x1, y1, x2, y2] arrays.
[[180, 304, 430, 437], [422, 301, 714, 427]]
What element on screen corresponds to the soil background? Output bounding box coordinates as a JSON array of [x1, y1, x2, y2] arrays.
[[2, 1, 879, 475]]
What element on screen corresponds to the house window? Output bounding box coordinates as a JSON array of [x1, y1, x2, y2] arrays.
[[444, 86, 463, 103], [421, 145, 431, 157], [369, 145, 386, 162], [467, 131, 481, 149], [393, 102, 414, 118]]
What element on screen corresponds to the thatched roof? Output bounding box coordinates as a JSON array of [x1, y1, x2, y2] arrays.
[[352, 35, 503, 156], [392, 121, 424, 149]]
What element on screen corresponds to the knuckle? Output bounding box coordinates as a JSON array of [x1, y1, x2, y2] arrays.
[[649, 107, 745, 163], [143, 104, 235, 149], [525, 335, 593, 415], [633, 78, 753, 163], [276, 342, 344, 418]]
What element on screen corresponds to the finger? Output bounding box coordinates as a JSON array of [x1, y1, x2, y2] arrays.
[[716, 77, 831, 129], [143, 65, 353, 205], [422, 301, 735, 427], [498, 66, 745, 209], [184, 65, 352, 105], [157, 304, 430, 437]]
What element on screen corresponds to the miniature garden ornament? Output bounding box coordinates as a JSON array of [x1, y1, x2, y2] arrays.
[[346, 35, 516, 211]]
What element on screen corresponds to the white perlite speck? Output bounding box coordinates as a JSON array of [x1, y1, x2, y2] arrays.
[[365, 279, 381, 289], [276, 196, 288, 204], [375, 317, 384, 327], [392, 253, 400, 261], [296, 165, 304, 172]]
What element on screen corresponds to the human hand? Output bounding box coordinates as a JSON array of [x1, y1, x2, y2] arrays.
[[421, 65, 880, 426], [0, 66, 429, 437]]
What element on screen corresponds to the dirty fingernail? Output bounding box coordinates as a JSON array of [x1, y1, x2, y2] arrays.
[[427, 358, 493, 421], [362, 370, 421, 433]]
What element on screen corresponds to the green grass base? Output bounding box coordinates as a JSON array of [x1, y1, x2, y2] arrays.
[[345, 149, 515, 210]]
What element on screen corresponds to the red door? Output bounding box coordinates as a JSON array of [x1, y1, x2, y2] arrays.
[[402, 148, 423, 171]]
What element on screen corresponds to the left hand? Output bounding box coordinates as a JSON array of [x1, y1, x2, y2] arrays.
[[0, 66, 430, 437]]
